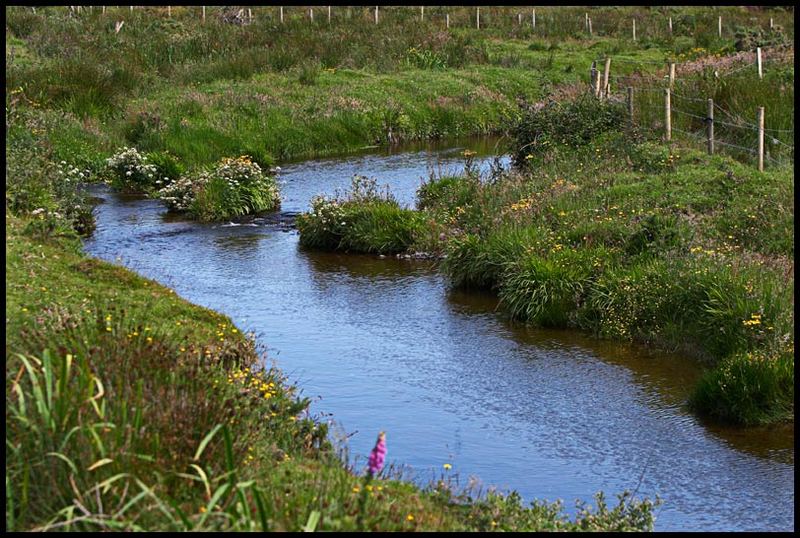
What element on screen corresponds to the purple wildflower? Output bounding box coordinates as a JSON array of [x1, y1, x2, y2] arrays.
[[367, 431, 386, 477]]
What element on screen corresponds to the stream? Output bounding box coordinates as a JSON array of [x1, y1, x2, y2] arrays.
[[83, 138, 794, 532]]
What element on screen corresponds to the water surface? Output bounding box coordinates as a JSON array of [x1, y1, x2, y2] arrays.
[[83, 140, 794, 532]]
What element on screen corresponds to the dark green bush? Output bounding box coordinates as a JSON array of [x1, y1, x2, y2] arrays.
[[689, 348, 794, 425], [510, 95, 626, 167]]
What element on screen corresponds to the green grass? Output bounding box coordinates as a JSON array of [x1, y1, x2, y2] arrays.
[[9, 5, 790, 168], [297, 176, 423, 255], [299, 125, 794, 426], [5, 215, 660, 531]]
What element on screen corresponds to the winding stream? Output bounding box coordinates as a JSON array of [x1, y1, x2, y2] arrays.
[[83, 139, 794, 532]]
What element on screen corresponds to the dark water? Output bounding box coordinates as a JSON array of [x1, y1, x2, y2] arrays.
[[83, 140, 794, 532]]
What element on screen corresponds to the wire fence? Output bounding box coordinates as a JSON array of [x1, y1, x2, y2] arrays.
[[593, 46, 795, 169]]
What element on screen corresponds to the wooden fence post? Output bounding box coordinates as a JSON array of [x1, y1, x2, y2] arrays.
[[532, 8, 536, 29], [632, 18, 636, 41], [718, 16, 722, 38], [280, 6, 284, 23], [757, 106, 765, 171], [770, 17, 774, 30], [421, 6, 424, 22], [328, 6, 331, 24], [248, 8, 252, 22], [627, 87, 634, 127], [664, 89, 671, 142], [756, 47, 763, 79], [602, 57, 611, 99], [477, 7, 480, 30], [446, 13, 449, 29], [374, 6, 378, 25], [707, 98, 714, 155], [518, 13, 522, 26], [588, 17, 593, 36], [669, 16, 672, 35], [585, 12, 589, 33], [202, 6, 205, 22], [668, 62, 676, 89], [309, 7, 313, 22], [594, 65, 601, 97]]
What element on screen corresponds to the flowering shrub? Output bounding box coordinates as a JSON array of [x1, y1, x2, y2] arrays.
[[105, 147, 160, 193], [510, 95, 626, 167], [157, 155, 280, 221], [157, 174, 207, 212], [297, 175, 422, 254]]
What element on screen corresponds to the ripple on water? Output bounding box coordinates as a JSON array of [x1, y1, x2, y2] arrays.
[[82, 143, 794, 532]]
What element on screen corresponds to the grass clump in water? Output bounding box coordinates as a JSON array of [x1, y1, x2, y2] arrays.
[[156, 155, 280, 221], [297, 175, 423, 255]]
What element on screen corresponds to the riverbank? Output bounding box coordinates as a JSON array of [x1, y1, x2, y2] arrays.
[[296, 115, 794, 427], [6, 212, 660, 531]]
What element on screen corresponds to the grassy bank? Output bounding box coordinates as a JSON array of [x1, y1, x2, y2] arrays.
[[8, 5, 791, 169], [5, 213, 661, 531], [297, 96, 794, 426]]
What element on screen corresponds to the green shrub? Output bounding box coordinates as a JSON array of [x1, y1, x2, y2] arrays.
[[163, 155, 280, 221], [689, 348, 794, 425], [510, 95, 626, 167], [297, 176, 422, 254], [417, 175, 479, 212], [733, 25, 791, 52], [104, 147, 160, 193]]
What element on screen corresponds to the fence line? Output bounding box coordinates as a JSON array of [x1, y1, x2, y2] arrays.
[[623, 83, 792, 169], [713, 139, 759, 154]]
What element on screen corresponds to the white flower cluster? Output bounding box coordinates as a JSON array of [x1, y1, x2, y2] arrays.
[[157, 155, 278, 213], [105, 146, 158, 187], [56, 160, 91, 183], [307, 195, 347, 231], [158, 173, 208, 212], [215, 156, 265, 189]]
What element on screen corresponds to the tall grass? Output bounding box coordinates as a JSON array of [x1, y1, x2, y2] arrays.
[[630, 58, 794, 167], [5, 213, 661, 531], [297, 176, 423, 254]]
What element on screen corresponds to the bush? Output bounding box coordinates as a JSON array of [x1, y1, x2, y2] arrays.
[[510, 95, 626, 167], [158, 155, 280, 221], [297, 175, 422, 254], [104, 147, 160, 193], [416, 175, 479, 212]]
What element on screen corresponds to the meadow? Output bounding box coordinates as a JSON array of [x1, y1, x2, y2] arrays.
[[5, 4, 794, 531]]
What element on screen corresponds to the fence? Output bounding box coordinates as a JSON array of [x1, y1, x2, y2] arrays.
[[53, 6, 793, 40], [587, 45, 794, 170]]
